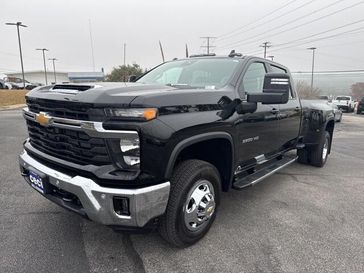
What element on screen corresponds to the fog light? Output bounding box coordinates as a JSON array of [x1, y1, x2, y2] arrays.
[[113, 196, 130, 216], [123, 156, 140, 166]]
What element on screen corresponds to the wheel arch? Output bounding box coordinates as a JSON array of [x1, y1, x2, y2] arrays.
[[165, 132, 235, 192]]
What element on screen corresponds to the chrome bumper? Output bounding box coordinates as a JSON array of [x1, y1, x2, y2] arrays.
[[19, 150, 170, 227]]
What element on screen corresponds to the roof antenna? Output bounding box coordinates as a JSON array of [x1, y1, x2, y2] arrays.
[[229, 50, 242, 57]]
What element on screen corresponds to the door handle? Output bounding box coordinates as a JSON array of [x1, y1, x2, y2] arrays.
[[294, 107, 300, 112], [271, 108, 279, 114]]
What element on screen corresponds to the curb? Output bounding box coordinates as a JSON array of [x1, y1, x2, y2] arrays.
[[0, 104, 26, 111]]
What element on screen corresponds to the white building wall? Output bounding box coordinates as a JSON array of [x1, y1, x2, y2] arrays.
[[7, 71, 69, 85]]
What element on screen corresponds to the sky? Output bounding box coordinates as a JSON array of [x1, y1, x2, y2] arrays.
[[1, 0, 364, 74]]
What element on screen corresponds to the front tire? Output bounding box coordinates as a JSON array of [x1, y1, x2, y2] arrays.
[[159, 159, 221, 247]]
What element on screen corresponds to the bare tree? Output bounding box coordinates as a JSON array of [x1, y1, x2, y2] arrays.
[[295, 80, 322, 99], [351, 82, 364, 100]]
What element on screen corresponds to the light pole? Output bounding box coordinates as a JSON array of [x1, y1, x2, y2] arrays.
[[307, 47, 317, 92], [36, 48, 49, 85], [5, 22, 27, 89], [49, 58, 57, 83]]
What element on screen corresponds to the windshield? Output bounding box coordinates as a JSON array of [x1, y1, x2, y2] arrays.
[[137, 58, 240, 89], [336, 96, 350, 100]]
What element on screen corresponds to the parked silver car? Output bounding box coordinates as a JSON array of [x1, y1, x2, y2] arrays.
[[330, 103, 343, 122], [0, 79, 12, 89], [4, 77, 41, 90]]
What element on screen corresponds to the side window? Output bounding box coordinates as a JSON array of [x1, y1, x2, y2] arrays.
[[239, 62, 266, 96]]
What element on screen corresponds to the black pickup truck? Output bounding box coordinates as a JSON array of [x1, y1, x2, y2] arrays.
[[19, 55, 335, 247]]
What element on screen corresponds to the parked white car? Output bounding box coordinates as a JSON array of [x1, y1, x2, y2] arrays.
[[333, 95, 355, 112], [0, 79, 12, 89], [4, 77, 41, 90]]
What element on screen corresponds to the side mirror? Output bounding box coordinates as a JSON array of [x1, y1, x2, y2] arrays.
[[236, 102, 257, 114], [128, 75, 137, 82], [247, 73, 290, 104]]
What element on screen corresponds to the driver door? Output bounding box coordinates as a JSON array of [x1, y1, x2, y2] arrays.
[[235, 61, 282, 166]]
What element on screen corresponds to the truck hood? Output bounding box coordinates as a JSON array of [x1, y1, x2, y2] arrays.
[[26, 82, 234, 108]]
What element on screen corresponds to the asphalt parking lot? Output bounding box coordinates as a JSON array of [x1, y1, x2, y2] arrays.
[[1, 110, 363, 273]]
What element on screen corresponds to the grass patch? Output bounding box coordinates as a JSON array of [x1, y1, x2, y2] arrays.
[[0, 90, 28, 107]]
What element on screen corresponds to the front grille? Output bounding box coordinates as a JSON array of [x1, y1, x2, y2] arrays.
[[26, 98, 92, 120], [26, 119, 112, 166]]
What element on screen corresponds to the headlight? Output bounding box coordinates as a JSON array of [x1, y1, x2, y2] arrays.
[[105, 108, 157, 121], [107, 132, 140, 169], [120, 136, 140, 166]]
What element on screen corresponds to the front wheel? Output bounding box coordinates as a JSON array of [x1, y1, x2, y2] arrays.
[[159, 159, 221, 247]]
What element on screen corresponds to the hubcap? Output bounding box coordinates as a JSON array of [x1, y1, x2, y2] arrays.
[[322, 136, 329, 160], [183, 180, 215, 231]]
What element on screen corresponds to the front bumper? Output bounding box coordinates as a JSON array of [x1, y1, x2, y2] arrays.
[[19, 150, 170, 227]]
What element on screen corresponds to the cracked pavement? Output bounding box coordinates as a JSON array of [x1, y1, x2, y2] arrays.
[[1, 110, 363, 273]]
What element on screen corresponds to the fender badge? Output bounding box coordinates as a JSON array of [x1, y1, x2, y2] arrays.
[[35, 112, 52, 126]]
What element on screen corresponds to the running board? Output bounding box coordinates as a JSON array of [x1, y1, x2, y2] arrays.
[[233, 156, 297, 190]]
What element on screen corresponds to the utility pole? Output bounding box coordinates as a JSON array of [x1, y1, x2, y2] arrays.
[[267, 55, 274, 61], [5, 22, 27, 89], [307, 47, 317, 92], [49, 58, 57, 83], [89, 19, 95, 72], [260, 41, 271, 58], [123, 43, 126, 66], [36, 48, 49, 85], [200, 36, 216, 54]]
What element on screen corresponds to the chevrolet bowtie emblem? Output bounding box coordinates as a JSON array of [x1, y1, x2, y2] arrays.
[[35, 112, 52, 126]]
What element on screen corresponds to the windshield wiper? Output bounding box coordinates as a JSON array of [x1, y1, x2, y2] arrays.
[[165, 83, 199, 89]]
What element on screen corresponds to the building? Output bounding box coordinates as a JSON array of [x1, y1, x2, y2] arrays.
[[6, 71, 68, 85], [68, 72, 105, 83], [5, 71, 104, 85]]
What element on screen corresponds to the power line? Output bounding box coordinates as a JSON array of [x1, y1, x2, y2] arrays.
[[274, 21, 364, 48], [216, 0, 300, 41], [217, 0, 317, 43], [218, 0, 364, 50], [245, 20, 364, 55], [292, 69, 364, 73]]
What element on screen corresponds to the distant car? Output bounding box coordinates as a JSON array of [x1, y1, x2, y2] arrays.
[[4, 77, 40, 90], [333, 95, 355, 112], [0, 79, 12, 89], [330, 103, 343, 122], [318, 95, 331, 102], [357, 97, 364, 114]]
